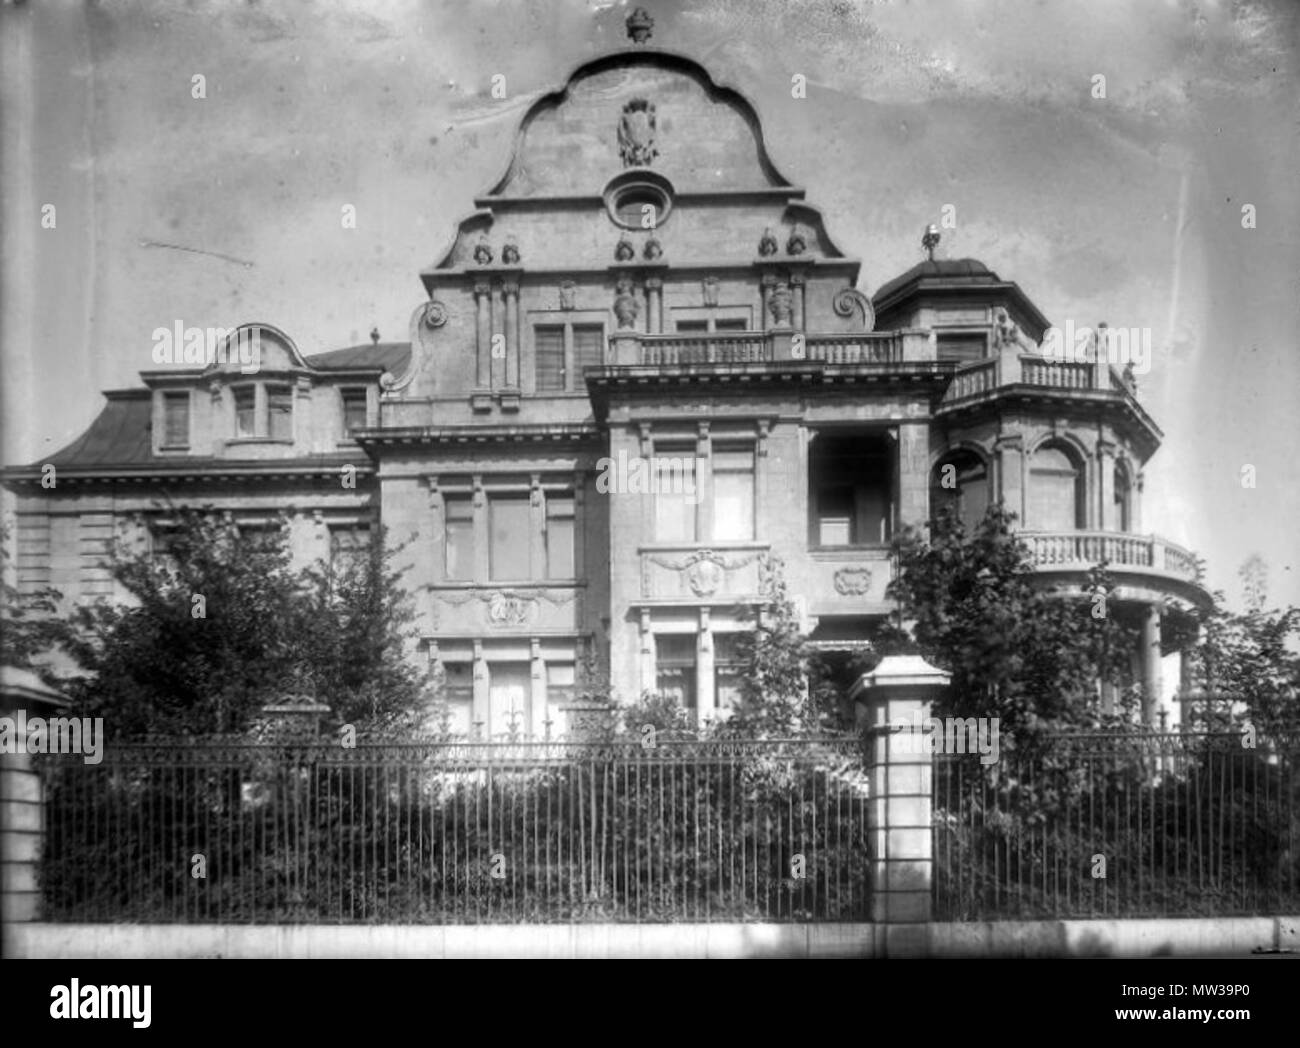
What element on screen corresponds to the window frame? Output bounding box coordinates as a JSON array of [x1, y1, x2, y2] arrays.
[[160, 390, 192, 449]]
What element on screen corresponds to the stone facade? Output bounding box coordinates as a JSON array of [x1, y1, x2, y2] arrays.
[[2, 21, 1210, 733]]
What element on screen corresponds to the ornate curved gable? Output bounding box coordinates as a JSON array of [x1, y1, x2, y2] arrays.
[[489, 50, 792, 198]]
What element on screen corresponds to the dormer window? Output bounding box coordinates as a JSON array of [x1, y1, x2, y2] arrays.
[[341, 388, 369, 435], [231, 381, 294, 441], [161, 391, 191, 448]]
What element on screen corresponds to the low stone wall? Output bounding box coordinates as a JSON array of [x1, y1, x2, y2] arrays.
[[6, 918, 1296, 959]]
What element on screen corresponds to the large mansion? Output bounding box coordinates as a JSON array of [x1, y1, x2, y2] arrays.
[[2, 10, 1211, 736]]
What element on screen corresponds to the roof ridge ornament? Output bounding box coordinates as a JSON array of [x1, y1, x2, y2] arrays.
[[922, 224, 941, 261], [626, 7, 654, 44]]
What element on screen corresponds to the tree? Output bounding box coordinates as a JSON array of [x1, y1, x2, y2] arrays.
[[1185, 556, 1300, 742], [886, 503, 1140, 740], [58, 507, 429, 737], [725, 555, 816, 736]]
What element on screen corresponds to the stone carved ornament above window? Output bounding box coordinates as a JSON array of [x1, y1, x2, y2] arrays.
[[618, 99, 658, 168], [434, 588, 577, 628], [644, 549, 766, 599]]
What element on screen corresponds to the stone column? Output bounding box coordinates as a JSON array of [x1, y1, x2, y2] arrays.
[[790, 271, 806, 331], [639, 610, 655, 701], [1140, 603, 1162, 727], [1097, 440, 1116, 532], [473, 281, 491, 389], [645, 277, 663, 335], [994, 433, 1025, 524], [696, 608, 715, 725], [695, 421, 711, 542], [530, 638, 545, 739], [472, 639, 489, 736], [896, 422, 929, 532], [503, 279, 520, 390], [0, 670, 72, 925], [850, 655, 950, 958], [491, 282, 507, 389]]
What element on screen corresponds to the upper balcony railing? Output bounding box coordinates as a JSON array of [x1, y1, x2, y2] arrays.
[[622, 330, 913, 368], [1022, 530, 1201, 584]]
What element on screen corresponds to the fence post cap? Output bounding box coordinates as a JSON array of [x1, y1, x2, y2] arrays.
[[850, 654, 950, 700]]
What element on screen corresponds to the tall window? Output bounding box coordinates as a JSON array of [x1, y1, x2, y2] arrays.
[[931, 451, 989, 534], [656, 635, 696, 710], [572, 324, 604, 374], [231, 382, 294, 440], [653, 445, 696, 542], [441, 662, 474, 735], [489, 494, 531, 580], [1114, 462, 1132, 532], [234, 386, 257, 437], [534, 326, 565, 391], [809, 433, 894, 546], [713, 634, 746, 712], [162, 391, 190, 447], [533, 322, 605, 392], [267, 385, 293, 440], [444, 496, 475, 581], [1029, 443, 1086, 531], [545, 495, 575, 579], [341, 388, 368, 434], [712, 445, 754, 541]]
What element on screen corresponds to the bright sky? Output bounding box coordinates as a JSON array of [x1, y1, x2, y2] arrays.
[[2, 0, 1297, 610]]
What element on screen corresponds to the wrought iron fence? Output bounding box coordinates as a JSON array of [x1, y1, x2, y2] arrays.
[[934, 732, 1300, 920], [38, 737, 870, 924]]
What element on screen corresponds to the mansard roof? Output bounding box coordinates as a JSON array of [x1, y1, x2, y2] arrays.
[[873, 257, 1052, 340], [303, 342, 410, 373]]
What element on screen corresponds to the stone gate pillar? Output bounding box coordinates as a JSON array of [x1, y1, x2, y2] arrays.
[[0, 666, 71, 924], [850, 654, 950, 957]]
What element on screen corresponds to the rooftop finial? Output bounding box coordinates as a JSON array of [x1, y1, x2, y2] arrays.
[[370, 326, 380, 345], [626, 7, 654, 44], [922, 224, 941, 261]]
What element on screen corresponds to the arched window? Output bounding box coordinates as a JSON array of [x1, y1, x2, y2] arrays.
[[930, 450, 989, 533], [1028, 442, 1086, 531], [1113, 460, 1132, 532]]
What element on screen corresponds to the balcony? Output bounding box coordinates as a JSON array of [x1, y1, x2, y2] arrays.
[[612, 330, 923, 368], [1022, 530, 1209, 606]]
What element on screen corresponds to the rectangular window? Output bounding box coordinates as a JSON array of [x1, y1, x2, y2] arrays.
[[572, 324, 604, 375], [341, 388, 368, 434], [713, 634, 747, 712], [810, 434, 894, 547], [148, 524, 181, 572], [653, 445, 696, 542], [441, 662, 474, 735], [329, 525, 371, 575], [162, 391, 190, 447], [489, 495, 531, 580], [444, 496, 475, 581], [714, 318, 748, 332], [675, 319, 708, 334], [545, 495, 575, 579], [534, 326, 566, 391], [936, 333, 988, 363], [234, 386, 257, 437], [545, 662, 575, 737], [267, 385, 293, 440], [712, 445, 754, 541], [656, 635, 697, 710]]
